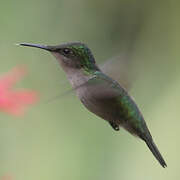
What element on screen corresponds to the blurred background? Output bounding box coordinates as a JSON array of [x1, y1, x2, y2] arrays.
[[0, 0, 179, 179]]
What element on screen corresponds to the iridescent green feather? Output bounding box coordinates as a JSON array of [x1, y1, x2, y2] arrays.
[[70, 44, 97, 74]]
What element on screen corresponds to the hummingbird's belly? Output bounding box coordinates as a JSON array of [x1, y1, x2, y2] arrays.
[[74, 76, 144, 133], [81, 96, 114, 122], [77, 86, 121, 124]]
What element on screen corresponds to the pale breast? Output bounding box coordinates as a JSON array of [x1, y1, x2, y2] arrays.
[[76, 84, 119, 123]]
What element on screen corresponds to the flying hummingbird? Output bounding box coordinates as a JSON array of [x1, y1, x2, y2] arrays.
[[19, 42, 167, 168]]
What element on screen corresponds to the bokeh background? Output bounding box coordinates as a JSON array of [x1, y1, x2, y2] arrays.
[[0, 0, 179, 179]]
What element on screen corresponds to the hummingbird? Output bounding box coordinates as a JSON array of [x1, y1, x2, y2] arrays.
[[19, 42, 167, 168]]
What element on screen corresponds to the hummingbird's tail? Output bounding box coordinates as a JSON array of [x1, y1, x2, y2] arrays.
[[143, 136, 167, 168]]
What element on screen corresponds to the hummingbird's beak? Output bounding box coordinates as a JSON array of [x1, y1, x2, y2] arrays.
[[18, 43, 54, 51]]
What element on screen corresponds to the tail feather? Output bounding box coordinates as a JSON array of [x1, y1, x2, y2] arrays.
[[144, 137, 167, 168]]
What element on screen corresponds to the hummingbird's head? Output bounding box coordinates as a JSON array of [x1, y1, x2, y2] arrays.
[[19, 42, 99, 74]]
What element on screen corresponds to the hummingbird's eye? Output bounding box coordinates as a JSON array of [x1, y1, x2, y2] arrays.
[[62, 48, 73, 55]]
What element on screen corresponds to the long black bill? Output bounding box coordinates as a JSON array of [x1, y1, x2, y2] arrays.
[[18, 43, 54, 51]]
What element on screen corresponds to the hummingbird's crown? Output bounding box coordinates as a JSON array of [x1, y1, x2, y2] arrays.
[[58, 42, 96, 64]]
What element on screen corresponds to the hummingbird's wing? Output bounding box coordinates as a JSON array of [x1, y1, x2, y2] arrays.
[[100, 54, 134, 90], [45, 57, 134, 103], [100, 6, 146, 91], [46, 51, 136, 103]]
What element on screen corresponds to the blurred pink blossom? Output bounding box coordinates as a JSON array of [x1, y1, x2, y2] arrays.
[[0, 66, 38, 116], [1, 174, 12, 180]]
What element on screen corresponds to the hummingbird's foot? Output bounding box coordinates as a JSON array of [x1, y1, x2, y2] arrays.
[[109, 121, 120, 131]]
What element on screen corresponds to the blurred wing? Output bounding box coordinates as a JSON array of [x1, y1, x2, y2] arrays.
[[100, 6, 147, 91], [45, 54, 135, 103], [100, 54, 133, 90]]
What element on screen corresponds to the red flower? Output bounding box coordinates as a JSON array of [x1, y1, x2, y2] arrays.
[[0, 66, 38, 116]]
